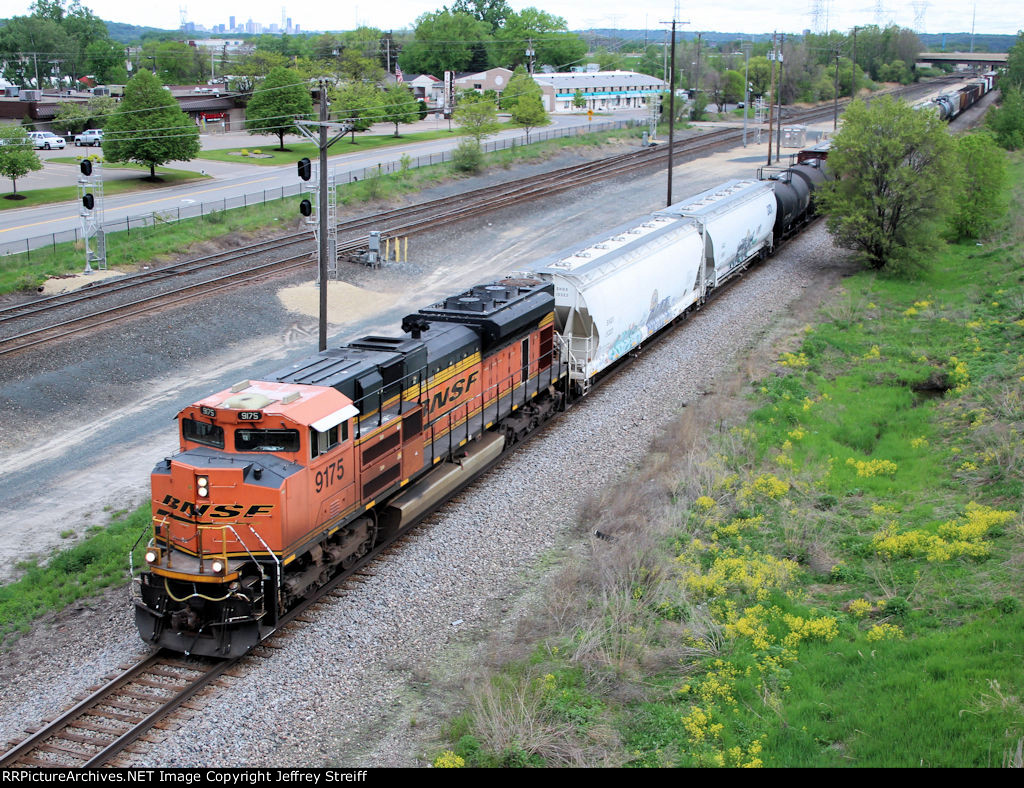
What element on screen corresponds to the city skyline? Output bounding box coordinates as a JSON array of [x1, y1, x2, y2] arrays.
[[3, 0, 1020, 37]]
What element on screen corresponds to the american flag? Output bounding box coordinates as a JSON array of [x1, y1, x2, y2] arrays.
[[395, 66, 403, 83]]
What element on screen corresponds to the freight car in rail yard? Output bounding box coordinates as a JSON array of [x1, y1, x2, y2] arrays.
[[134, 149, 835, 657]]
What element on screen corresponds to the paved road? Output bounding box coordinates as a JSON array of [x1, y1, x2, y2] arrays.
[[0, 112, 646, 255]]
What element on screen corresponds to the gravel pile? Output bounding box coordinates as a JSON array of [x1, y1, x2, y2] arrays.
[[0, 158, 852, 766]]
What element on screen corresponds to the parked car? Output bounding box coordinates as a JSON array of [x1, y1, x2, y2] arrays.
[[28, 131, 66, 150], [74, 129, 103, 147]]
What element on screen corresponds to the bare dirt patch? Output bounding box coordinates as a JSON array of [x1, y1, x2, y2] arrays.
[[38, 268, 125, 295]]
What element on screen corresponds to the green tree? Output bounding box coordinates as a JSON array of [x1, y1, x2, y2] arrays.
[[449, 0, 512, 33], [0, 16, 73, 86], [1005, 31, 1024, 89], [504, 66, 549, 142], [102, 69, 200, 179], [84, 38, 129, 85], [141, 39, 207, 84], [0, 126, 42, 197], [52, 101, 92, 135], [399, 10, 493, 76], [572, 89, 586, 109], [244, 67, 314, 151], [493, 8, 586, 71], [454, 93, 500, 145], [337, 50, 384, 82], [379, 83, 421, 137], [746, 55, 772, 97], [948, 131, 1006, 240], [816, 96, 956, 273], [986, 86, 1024, 150], [723, 70, 744, 105], [331, 82, 383, 143], [229, 51, 290, 97]]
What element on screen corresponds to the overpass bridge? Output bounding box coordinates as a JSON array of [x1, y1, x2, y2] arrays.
[[916, 51, 1007, 68]]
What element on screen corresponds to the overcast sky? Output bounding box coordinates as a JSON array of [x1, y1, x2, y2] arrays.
[[10, 0, 1022, 37]]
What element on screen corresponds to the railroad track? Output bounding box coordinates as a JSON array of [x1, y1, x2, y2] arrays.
[[0, 79, 955, 359], [0, 653, 235, 767], [0, 513, 431, 768]]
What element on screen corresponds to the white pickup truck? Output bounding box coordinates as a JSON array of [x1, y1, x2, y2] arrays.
[[74, 129, 103, 147]]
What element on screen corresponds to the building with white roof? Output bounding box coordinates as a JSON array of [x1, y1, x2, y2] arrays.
[[533, 70, 666, 113]]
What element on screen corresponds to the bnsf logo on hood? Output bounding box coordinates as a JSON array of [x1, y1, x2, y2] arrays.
[[428, 371, 479, 414], [159, 495, 274, 519]]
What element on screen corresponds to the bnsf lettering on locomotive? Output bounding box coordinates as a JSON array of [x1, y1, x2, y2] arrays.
[[429, 371, 479, 413], [159, 495, 272, 518]]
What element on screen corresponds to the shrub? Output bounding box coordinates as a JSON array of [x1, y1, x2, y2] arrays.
[[452, 139, 483, 173]]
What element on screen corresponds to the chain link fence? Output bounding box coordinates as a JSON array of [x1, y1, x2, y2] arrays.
[[1, 117, 642, 258]]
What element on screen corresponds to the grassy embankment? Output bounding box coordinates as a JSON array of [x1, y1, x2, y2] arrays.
[[0, 124, 646, 647], [432, 153, 1024, 768], [0, 125, 643, 295]]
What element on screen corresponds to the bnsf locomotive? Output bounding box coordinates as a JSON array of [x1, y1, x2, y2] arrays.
[[134, 156, 832, 657], [135, 280, 562, 656]]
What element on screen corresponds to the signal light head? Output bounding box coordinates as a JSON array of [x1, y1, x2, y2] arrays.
[[299, 198, 312, 217], [80, 159, 92, 176], [297, 157, 312, 181], [82, 193, 94, 210]]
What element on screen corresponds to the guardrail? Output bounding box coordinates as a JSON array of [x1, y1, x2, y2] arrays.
[[0, 117, 643, 259]]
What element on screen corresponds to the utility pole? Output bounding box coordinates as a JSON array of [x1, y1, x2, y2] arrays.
[[526, 39, 536, 74], [660, 13, 688, 206], [767, 31, 777, 166], [667, 21, 677, 205], [775, 33, 784, 163], [742, 40, 751, 146], [851, 26, 858, 101], [833, 46, 841, 130], [296, 80, 352, 352], [693, 32, 702, 120]]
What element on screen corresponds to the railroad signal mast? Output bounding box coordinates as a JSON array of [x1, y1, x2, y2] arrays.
[[78, 158, 106, 272], [294, 78, 352, 352]]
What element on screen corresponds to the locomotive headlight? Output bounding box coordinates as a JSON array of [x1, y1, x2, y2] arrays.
[[197, 476, 209, 498], [145, 550, 158, 564], [211, 560, 225, 574]]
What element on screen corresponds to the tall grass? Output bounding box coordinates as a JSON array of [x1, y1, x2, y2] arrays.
[[0, 507, 150, 647], [437, 152, 1024, 767]]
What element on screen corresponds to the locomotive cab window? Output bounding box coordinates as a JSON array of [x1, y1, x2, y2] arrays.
[[182, 418, 224, 448], [235, 429, 300, 453], [310, 422, 348, 459]]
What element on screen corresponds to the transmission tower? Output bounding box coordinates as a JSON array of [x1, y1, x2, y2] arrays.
[[911, 1, 929, 33], [873, 0, 888, 26], [809, 0, 825, 33]]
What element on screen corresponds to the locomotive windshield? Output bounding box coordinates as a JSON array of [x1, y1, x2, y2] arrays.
[[182, 418, 224, 448], [235, 429, 300, 453]]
